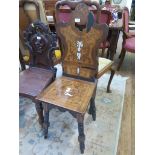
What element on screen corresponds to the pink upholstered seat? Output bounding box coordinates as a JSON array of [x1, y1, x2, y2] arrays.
[[124, 37, 135, 52]]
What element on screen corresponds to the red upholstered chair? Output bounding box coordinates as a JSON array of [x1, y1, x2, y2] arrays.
[[117, 7, 135, 70], [98, 8, 112, 57]]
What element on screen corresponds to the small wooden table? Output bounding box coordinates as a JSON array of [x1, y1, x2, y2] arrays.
[[36, 76, 96, 153]]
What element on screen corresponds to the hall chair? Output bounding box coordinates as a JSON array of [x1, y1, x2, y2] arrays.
[[117, 7, 135, 70], [19, 21, 57, 127], [36, 3, 114, 153]]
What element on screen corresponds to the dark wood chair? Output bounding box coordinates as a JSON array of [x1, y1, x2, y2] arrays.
[[19, 21, 57, 127], [36, 3, 112, 154], [117, 7, 135, 70]]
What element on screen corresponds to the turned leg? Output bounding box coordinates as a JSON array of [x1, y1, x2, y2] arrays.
[[89, 98, 96, 121], [77, 114, 85, 154], [107, 69, 115, 93], [43, 103, 50, 139], [35, 101, 44, 127], [117, 48, 126, 71]]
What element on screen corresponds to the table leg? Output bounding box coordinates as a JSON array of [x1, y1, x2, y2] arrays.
[[77, 114, 85, 154]]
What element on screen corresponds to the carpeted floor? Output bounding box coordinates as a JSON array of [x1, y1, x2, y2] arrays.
[[19, 73, 127, 155]]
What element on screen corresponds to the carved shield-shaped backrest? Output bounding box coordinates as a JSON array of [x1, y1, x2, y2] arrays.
[[56, 3, 109, 81]]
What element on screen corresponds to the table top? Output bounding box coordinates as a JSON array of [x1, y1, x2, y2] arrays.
[[36, 76, 96, 114]]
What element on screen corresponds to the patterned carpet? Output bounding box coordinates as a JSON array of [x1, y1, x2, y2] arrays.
[[19, 73, 127, 155]]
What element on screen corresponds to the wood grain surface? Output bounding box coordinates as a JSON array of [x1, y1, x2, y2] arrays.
[[36, 76, 96, 114]]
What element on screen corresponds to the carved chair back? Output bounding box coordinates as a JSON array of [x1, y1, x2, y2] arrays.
[[55, 0, 100, 24], [23, 20, 57, 69], [56, 3, 109, 81], [55, 1, 101, 60]]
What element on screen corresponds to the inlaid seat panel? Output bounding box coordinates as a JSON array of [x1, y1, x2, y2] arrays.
[[36, 76, 95, 114]]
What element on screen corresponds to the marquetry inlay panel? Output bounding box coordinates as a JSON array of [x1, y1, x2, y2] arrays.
[[58, 24, 107, 78], [36, 76, 96, 113]]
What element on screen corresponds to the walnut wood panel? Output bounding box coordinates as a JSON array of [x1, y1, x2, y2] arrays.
[[56, 22, 109, 79], [36, 76, 96, 114]]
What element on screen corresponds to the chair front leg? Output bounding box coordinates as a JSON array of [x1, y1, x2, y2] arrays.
[[117, 48, 126, 70], [43, 103, 50, 139], [107, 68, 115, 93], [35, 101, 44, 127], [77, 114, 85, 154]]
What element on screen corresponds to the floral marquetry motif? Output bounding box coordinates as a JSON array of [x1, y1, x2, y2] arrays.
[[56, 10, 109, 79]]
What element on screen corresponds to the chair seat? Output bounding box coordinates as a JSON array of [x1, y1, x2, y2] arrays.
[[36, 76, 96, 114], [19, 67, 54, 98], [100, 41, 110, 48], [97, 58, 113, 78], [124, 37, 135, 52]]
